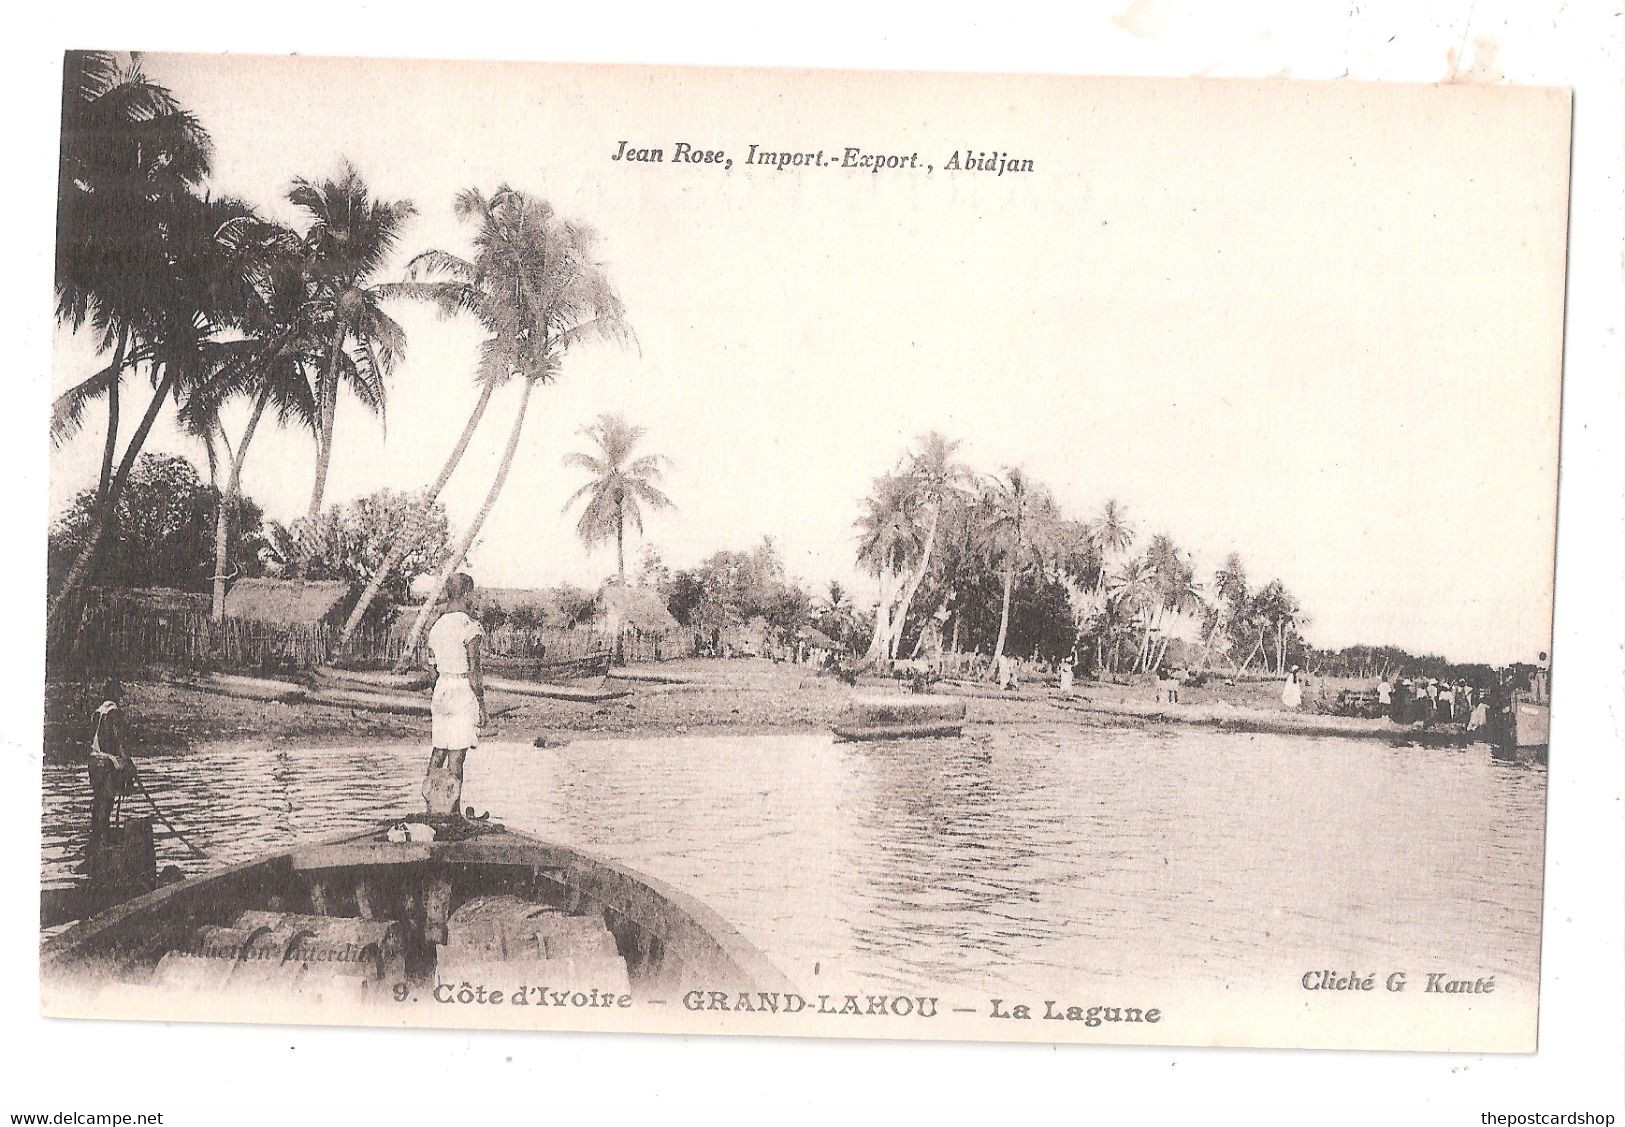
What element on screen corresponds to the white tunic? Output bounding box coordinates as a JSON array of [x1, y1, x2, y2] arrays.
[[428, 611, 484, 749]]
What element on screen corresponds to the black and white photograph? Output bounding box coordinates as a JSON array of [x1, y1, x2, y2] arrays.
[[32, 43, 1583, 1063]]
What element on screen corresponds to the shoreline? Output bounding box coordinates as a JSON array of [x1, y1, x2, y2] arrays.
[[41, 658, 1484, 761]]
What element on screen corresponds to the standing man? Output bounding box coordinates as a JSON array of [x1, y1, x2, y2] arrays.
[[422, 573, 488, 820], [85, 678, 134, 874]]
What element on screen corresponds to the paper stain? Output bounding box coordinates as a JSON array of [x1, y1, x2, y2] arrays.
[[1444, 35, 1506, 84], [1113, 0, 1169, 39]]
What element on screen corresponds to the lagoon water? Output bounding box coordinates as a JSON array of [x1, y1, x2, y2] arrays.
[[41, 726, 1547, 998]]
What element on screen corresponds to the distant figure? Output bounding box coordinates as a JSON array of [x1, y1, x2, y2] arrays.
[[1156, 667, 1181, 704], [1377, 676, 1392, 708], [423, 573, 488, 820], [1468, 695, 1489, 733], [86, 679, 134, 870], [1438, 681, 1456, 722], [1058, 659, 1075, 691], [996, 654, 1019, 691], [1390, 679, 1410, 723], [1281, 666, 1303, 709], [1424, 679, 1440, 723]]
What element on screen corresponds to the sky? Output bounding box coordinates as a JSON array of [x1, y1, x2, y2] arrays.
[[49, 55, 1570, 664]]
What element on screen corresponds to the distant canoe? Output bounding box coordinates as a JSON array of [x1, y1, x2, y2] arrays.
[[832, 694, 966, 742], [832, 720, 966, 742], [165, 672, 517, 719], [482, 676, 630, 704]]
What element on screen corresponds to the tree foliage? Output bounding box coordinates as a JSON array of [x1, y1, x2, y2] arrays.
[[49, 453, 264, 593]]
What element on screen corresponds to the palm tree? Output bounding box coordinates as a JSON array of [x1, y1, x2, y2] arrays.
[[1106, 553, 1157, 674], [982, 466, 1059, 677], [855, 472, 922, 663], [1085, 498, 1137, 590], [562, 413, 674, 580], [1202, 551, 1249, 668], [53, 50, 211, 511], [48, 191, 267, 627], [178, 226, 322, 617], [884, 431, 972, 659], [288, 163, 415, 527], [337, 186, 628, 652], [389, 187, 630, 668]]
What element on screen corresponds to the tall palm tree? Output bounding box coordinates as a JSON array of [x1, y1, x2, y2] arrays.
[[562, 413, 674, 580], [288, 163, 415, 527], [179, 226, 322, 617], [1085, 498, 1136, 591], [982, 466, 1059, 677], [1106, 553, 1157, 674], [48, 191, 268, 626], [389, 187, 630, 668], [1202, 551, 1249, 668], [53, 50, 211, 510], [338, 187, 628, 652], [855, 471, 922, 663], [884, 431, 972, 659]]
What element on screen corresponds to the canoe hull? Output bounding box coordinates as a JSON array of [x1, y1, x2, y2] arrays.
[[832, 721, 965, 742], [42, 820, 793, 1009]]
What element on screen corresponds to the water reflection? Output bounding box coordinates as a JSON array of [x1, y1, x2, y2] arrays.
[[41, 726, 1546, 998]]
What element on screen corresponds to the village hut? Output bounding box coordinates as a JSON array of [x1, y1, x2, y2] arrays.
[[595, 583, 681, 637], [221, 578, 350, 626], [794, 624, 841, 665], [718, 615, 773, 658]]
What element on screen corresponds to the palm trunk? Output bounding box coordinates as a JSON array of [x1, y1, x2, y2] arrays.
[[337, 382, 497, 653], [888, 504, 941, 660], [1202, 610, 1229, 670], [616, 497, 625, 581], [305, 322, 347, 528], [211, 386, 272, 620], [96, 322, 129, 507], [987, 561, 1015, 680], [396, 378, 535, 670], [48, 363, 176, 628], [862, 571, 899, 663]]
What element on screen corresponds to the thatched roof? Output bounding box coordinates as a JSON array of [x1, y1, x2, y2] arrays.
[[797, 625, 839, 649], [223, 578, 350, 625], [476, 587, 559, 615], [88, 586, 210, 614], [596, 584, 680, 635]]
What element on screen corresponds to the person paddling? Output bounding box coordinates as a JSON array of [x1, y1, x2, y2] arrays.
[[422, 573, 488, 821], [85, 679, 134, 873]]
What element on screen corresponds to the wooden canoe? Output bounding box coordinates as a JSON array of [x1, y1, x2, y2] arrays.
[[832, 721, 965, 743], [42, 820, 794, 1006], [831, 695, 967, 742], [481, 676, 629, 703]]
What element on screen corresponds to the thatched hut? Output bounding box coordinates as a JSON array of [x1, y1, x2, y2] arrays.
[[222, 578, 350, 626], [595, 584, 681, 637]]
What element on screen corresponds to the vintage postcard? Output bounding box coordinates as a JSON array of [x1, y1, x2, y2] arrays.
[[41, 52, 1569, 1052]]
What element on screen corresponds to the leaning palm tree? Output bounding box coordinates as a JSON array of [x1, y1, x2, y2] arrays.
[[389, 187, 630, 668], [1201, 551, 1249, 668], [982, 466, 1059, 677], [561, 413, 673, 580], [48, 191, 267, 626], [288, 163, 415, 526], [336, 187, 628, 652], [179, 227, 322, 617], [855, 472, 923, 663], [883, 431, 971, 659], [53, 50, 211, 509]]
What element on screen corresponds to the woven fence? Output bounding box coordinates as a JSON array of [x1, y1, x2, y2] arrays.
[[46, 593, 691, 678]]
